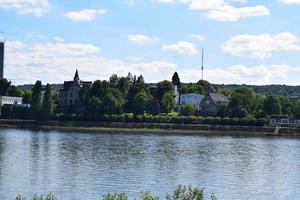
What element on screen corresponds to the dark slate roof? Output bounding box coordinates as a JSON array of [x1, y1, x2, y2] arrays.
[[209, 93, 229, 104], [61, 81, 73, 92]]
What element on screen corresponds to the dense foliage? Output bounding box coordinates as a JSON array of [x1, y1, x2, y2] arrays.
[[16, 185, 217, 200], [2, 71, 300, 124]]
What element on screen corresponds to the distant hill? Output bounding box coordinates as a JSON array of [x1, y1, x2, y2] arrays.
[[215, 84, 300, 97], [17, 84, 63, 91]]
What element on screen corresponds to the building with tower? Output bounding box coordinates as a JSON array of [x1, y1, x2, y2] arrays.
[[58, 70, 92, 109], [0, 41, 4, 79]]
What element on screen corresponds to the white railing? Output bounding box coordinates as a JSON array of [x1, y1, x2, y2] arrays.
[[270, 119, 300, 126]]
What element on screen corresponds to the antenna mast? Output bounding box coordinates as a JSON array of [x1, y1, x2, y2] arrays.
[[201, 48, 204, 81]]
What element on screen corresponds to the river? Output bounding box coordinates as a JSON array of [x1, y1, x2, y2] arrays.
[[0, 128, 300, 200]]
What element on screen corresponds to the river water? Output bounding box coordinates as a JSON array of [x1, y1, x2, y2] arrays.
[[0, 129, 300, 200]]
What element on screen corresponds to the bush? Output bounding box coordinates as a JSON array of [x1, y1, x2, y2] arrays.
[[179, 105, 196, 116], [230, 118, 240, 125], [166, 185, 204, 200], [221, 117, 231, 125], [102, 193, 128, 200], [140, 191, 159, 200], [16, 194, 56, 200]]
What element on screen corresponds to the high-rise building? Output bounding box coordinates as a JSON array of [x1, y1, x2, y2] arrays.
[[0, 42, 4, 79]]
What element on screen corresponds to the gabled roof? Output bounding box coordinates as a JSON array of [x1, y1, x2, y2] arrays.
[[60, 81, 80, 92], [208, 93, 229, 104]]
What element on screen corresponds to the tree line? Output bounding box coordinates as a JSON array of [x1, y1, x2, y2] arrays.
[[1, 72, 300, 122]]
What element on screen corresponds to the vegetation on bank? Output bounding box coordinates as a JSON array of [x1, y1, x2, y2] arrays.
[[1, 72, 300, 125], [53, 113, 269, 126], [15, 185, 217, 200]]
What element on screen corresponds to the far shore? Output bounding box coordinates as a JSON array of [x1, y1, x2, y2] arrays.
[[0, 119, 300, 137]]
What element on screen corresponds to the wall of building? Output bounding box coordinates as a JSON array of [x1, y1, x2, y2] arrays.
[[0, 96, 23, 106]]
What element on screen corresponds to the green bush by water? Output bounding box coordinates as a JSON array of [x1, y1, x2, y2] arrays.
[[16, 185, 217, 200]]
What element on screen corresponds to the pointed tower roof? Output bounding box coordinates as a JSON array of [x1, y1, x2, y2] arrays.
[[74, 69, 80, 82]]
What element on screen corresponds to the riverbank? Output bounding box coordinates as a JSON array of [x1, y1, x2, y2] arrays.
[[0, 119, 300, 137]]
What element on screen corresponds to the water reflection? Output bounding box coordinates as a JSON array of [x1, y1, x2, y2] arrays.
[[0, 129, 300, 200]]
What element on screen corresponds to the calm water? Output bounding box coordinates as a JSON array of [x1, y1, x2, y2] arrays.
[[0, 129, 300, 200]]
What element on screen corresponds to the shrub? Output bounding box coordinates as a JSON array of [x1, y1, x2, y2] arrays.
[[221, 117, 231, 125], [179, 105, 196, 116], [166, 185, 204, 200], [140, 191, 159, 200], [102, 193, 128, 200], [231, 118, 240, 126]]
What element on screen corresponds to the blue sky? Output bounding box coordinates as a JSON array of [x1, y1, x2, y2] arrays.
[[1, 0, 300, 85]]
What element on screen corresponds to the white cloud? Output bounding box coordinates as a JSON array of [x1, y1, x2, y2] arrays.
[[222, 32, 300, 58], [127, 34, 160, 44], [191, 34, 206, 41], [179, 64, 300, 85], [0, 0, 51, 16], [4, 41, 177, 84], [157, 0, 269, 22], [65, 9, 107, 21], [189, 0, 269, 22], [162, 41, 199, 56], [280, 0, 300, 4], [53, 37, 64, 43]]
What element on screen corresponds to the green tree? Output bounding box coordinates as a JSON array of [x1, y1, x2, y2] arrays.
[[228, 87, 256, 117], [109, 74, 119, 88], [279, 96, 293, 115], [196, 80, 211, 94], [179, 104, 196, 116], [133, 90, 150, 114], [263, 95, 281, 116], [172, 72, 181, 88], [100, 91, 124, 115], [102, 193, 128, 200], [79, 84, 92, 106], [125, 76, 147, 112], [140, 191, 159, 200], [148, 96, 160, 114], [41, 84, 54, 120], [0, 78, 11, 95], [90, 80, 109, 99], [86, 96, 102, 119], [117, 77, 130, 97], [180, 83, 204, 95], [8, 85, 22, 97], [22, 90, 32, 104], [31, 80, 42, 118], [166, 185, 204, 200], [161, 92, 175, 113], [292, 101, 300, 119], [157, 80, 173, 102], [292, 100, 300, 119]]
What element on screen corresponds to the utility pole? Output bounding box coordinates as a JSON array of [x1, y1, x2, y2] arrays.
[[201, 48, 204, 81]]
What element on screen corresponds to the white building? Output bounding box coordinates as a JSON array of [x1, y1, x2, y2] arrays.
[[180, 93, 205, 110], [174, 85, 179, 104], [0, 96, 23, 106]]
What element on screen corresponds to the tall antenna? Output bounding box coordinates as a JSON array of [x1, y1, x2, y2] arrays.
[[201, 48, 204, 81]]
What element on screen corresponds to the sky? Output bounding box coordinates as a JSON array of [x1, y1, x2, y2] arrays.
[[1, 0, 300, 85]]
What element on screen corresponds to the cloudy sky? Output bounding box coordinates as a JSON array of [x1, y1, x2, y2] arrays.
[[1, 0, 300, 85]]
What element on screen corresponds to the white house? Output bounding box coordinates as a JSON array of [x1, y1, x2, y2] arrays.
[[180, 93, 205, 110], [0, 96, 23, 106]]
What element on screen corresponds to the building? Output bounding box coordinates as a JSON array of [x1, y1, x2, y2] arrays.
[[58, 70, 91, 108], [0, 41, 4, 79], [0, 96, 23, 106], [174, 85, 179, 105], [200, 93, 230, 116], [180, 93, 205, 110]]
